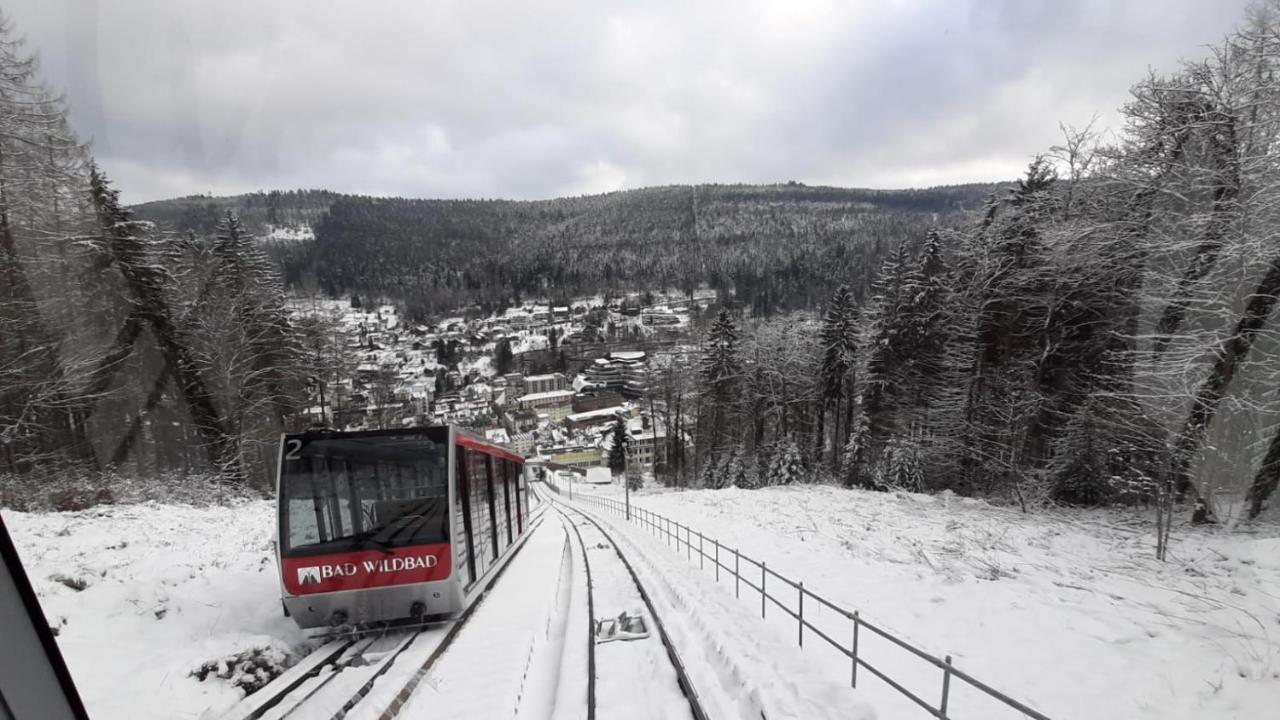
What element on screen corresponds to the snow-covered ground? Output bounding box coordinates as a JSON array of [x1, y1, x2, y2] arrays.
[[4, 501, 307, 720], [9, 483, 1275, 720], [564, 481, 1280, 720]]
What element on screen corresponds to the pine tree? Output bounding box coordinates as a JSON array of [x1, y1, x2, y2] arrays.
[[721, 448, 742, 486], [843, 411, 879, 489], [608, 417, 631, 477], [816, 285, 858, 469], [881, 432, 923, 492], [699, 309, 741, 466], [846, 242, 916, 487]]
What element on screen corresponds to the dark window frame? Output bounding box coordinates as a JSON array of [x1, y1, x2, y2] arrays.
[[456, 443, 477, 584]]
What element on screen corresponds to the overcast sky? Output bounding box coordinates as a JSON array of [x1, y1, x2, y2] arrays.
[[3, 0, 1252, 203]]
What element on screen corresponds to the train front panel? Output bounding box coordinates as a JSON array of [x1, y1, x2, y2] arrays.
[[275, 427, 463, 629]]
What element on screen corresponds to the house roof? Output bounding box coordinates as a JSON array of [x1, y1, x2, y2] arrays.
[[517, 389, 575, 403]]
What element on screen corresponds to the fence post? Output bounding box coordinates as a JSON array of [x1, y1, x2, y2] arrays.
[[761, 562, 767, 619], [686, 526, 691, 561], [714, 538, 720, 582], [699, 532, 704, 570], [798, 581, 804, 648], [851, 611, 860, 688], [940, 655, 953, 719], [734, 549, 740, 599]]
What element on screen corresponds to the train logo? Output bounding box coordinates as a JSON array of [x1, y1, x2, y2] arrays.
[[296, 566, 322, 585]]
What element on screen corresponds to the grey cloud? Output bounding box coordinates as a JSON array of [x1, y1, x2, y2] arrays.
[[2, 0, 1251, 203]]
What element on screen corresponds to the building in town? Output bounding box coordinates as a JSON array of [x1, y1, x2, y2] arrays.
[[583, 351, 648, 398], [565, 405, 632, 433], [628, 428, 668, 469], [547, 445, 606, 469], [523, 372, 567, 395], [516, 389, 575, 421]]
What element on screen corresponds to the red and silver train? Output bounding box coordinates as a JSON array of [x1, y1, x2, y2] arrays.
[[275, 426, 528, 630]]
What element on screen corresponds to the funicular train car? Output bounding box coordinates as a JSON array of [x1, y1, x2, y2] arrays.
[[275, 426, 528, 630]]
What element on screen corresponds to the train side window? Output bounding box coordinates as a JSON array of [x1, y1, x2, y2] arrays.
[[468, 449, 492, 575], [481, 450, 496, 558], [501, 459, 514, 545], [514, 463, 524, 534], [456, 444, 476, 586]]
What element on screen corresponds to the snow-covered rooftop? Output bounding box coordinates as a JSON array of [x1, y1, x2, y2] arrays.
[[525, 373, 563, 383], [518, 389, 575, 403], [566, 406, 627, 423]]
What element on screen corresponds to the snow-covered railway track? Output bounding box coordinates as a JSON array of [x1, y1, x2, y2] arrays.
[[554, 502, 708, 720], [221, 509, 550, 720]]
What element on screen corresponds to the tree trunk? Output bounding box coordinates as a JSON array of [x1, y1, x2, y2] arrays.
[[1151, 108, 1240, 358], [1245, 421, 1280, 519], [1171, 254, 1280, 513]]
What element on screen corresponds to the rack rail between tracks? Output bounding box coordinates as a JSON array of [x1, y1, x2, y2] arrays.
[[542, 480, 1052, 720]]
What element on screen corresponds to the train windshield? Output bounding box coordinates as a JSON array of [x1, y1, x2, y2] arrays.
[[279, 430, 451, 556]]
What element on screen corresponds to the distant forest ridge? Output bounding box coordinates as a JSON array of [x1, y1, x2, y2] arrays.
[[133, 181, 1009, 318]]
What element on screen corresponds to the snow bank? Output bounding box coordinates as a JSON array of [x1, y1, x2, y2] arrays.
[[572, 483, 1280, 720], [4, 501, 308, 720]]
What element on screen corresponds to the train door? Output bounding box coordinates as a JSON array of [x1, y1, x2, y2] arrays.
[[455, 443, 476, 588], [466, 448, 495, 576]]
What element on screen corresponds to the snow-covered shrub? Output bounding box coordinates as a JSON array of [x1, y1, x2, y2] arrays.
[[767, 438, 804, 485], [50, 574, 89, 591], [698, 456, 719, 489], [1047, 393, 1161, 507], [718, 450, 742, 490], [733, 457, 759, 489], [878, 434, 923, 492], [191, 644, 293, 696], [0, 469, 262, 512]]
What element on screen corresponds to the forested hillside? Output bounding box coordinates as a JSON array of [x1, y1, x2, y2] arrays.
[[136, 183, 999, 318], [133, 189, 338, 237], [297, 183, 996, 317]]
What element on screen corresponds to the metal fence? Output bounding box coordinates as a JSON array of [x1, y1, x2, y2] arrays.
[[542, 480, 1052, 720]]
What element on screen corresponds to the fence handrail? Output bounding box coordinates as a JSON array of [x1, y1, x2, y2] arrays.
[[541, 480, 1052, 720]]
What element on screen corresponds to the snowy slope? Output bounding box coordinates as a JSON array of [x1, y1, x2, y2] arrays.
[[569, 482, 1280, 720], [4, 501, 308, 720]]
